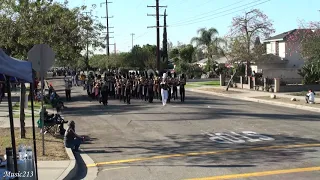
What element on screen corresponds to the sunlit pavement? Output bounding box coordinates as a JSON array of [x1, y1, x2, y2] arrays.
[[52, 78, 320, 180]]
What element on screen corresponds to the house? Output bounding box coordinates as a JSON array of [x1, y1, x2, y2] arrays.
[[251, 29, 309, 83], [263, 29, 306, 68], [192, 56, 230, 68]]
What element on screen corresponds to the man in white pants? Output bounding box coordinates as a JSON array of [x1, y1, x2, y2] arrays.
[[160, 72, 169, 106]]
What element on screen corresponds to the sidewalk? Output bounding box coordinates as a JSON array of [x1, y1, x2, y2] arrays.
[[187, 86, 320, 113], [0, 80, 79, 180]]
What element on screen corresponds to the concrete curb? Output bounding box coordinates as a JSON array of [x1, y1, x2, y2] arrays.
[[57, 148, 78, 180], [188, 88, 320, 113], [81, 153, 98, 180]]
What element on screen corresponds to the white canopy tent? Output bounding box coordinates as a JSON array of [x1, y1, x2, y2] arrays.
[[0, 49, 33, 83]]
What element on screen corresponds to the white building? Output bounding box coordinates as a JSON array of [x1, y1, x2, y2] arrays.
[[263, 29, 306, 68], [251, 29, 309, 83]]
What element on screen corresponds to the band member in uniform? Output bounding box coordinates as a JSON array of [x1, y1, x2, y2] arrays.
[[153, 74, 160, 100], [172, 72, 178, 100], [143, 72, 148, 101], [132, 72, 137, 98], [179, 73, 186, 102], [138, 74, 143, 99], [108, 72, 115, 99], [158, 72, 162, 100], [140, 72, 145, 100], [148, 73, 154, 103], [124, 73, 132, 104], [120, 74, 126, 102], [100, 79, 109, 106], [167, 71, 172, 103], [116, 76, 121, 100], [160, 72, 169, 106]]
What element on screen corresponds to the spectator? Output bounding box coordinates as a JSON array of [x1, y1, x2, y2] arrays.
[[65, 78, 72, 101], [64, 121, 83, 152], [306, 89, 316, 104]]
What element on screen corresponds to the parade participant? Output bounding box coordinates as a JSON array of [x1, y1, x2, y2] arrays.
[[153, 74, 160, 100], [132, 72, 138, 98], [160, 72, 169, 106], [148, 73, 154, 103], [109, 72, 116, 99], [120, 75, 127, 101], [124, 73, 132, 104], [87, 74, 94, 98], [140, 72, 146, 100], [179, 73, 186, 102], [100, 80, 109, 106], [94, 75, 102, 100], [80, 73, 86, 87], [116, 76, 122, 100], [144, 72, 149, 101], [137, 74, 143, 99], [158, 73, 162, 100], [64, 78, 72, 101], [167, 71, 172, 103], [172, 72, 178, 100]]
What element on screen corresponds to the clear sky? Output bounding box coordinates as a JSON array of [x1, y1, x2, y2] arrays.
[[57, 0, 320, 53]]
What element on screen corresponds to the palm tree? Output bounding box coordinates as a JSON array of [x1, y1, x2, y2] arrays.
[[191, 28, 224, 58], [191, 27, 225, 71]]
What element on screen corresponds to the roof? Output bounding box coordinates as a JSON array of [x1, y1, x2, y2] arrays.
[[193, 56, 229, 65], [256, 54, 288, 64], [264, 29, 297, 41]]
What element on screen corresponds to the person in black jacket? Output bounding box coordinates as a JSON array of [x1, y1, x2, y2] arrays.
[[179, 73, 186, 102], [148, 73, 154, 103]]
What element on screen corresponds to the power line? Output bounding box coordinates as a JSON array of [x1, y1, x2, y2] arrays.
[[171, 0, 260, 25], [122, 30, 151, 46], [135, 0, 145, 8], [170, 0, 271, 27], [147, 0, 167, 71]]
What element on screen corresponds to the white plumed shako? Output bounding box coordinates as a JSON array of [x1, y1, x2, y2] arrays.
[[162, 72, 167, 79]]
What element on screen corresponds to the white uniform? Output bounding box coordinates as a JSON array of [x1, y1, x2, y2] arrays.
[[161, 73, 169, 106]]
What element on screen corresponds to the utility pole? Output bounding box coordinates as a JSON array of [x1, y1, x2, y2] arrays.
[[83, 11, 91, 70], [101, 0, 114, 56], [162, 9, 168, 67], [148, 0, 167, 72], [130, 33, 135, 49]]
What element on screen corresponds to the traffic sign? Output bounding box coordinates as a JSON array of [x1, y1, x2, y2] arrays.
[[28, 44, 55, 76], [27, 44, 55, 156]]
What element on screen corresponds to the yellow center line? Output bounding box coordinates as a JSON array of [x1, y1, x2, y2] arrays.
[[184, 166, 320, 180], [86, 143, 320, 167]]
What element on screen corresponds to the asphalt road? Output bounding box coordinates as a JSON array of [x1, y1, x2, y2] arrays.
[[52, 78, 320, 180]]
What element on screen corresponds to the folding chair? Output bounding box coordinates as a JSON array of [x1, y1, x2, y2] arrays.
[[43, 121, 59, 136]]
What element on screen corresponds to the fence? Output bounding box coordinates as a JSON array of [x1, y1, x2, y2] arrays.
[[219, 74, 320, 92]]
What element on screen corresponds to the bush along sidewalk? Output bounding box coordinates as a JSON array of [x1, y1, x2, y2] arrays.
[[12, 101, 53, 118]]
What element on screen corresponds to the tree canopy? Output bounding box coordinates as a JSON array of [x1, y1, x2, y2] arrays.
[[227, 9, 275, 76], [0, 0, 104, 68], [286, 21, 320, 84]]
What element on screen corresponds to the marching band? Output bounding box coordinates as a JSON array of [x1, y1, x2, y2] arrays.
[[84, 70, 186, 106]]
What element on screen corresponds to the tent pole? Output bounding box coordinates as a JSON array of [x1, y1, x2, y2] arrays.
[[5, 76, 18, 176], [30, 83, 38, 180]]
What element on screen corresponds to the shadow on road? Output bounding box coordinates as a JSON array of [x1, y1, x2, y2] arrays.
[[95, 133, 320, 166], [60, 91, 320, 122], [73, 152, 88, 180]]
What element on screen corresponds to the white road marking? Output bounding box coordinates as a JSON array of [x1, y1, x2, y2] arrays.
[[101, 166, 131, 171], [202, 131, 275, 144]]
